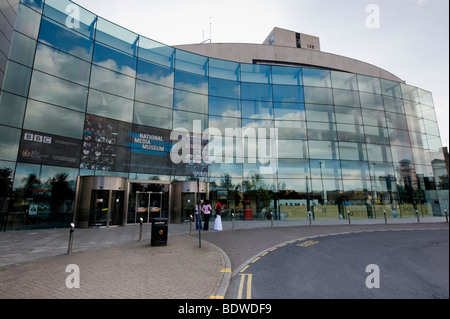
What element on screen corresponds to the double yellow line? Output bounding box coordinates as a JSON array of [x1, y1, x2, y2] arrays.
[[237, 273, 253, 299]]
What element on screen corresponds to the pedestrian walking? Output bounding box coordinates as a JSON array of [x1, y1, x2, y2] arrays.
[[202, 200, 212, 231], [214, 201, 223, 231]]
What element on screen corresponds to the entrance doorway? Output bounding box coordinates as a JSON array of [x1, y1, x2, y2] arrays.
[[88, 190, 125, 227], [171, 181, 209, 223], [134, 191, 163, 223]]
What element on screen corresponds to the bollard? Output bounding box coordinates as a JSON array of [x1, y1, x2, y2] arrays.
[[67, 223, 75, 255], [444, 210, 448, 223], [232, 213, 235, 231], [308, 211, 312, 226], [383, 210, 387, 224], [189, 215, 193, 235], [347, 211, 352, 225], [270, 212, 274, 228], [139, 218, 143, 242], [415, 210, 420, 223]]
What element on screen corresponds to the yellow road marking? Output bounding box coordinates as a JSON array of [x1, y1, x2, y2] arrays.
[[237, 274, 253, 299]]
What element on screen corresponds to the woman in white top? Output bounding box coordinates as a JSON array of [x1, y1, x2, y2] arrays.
[[201, 200, 212, 231]]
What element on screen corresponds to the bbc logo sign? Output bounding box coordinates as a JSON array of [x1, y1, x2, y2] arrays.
[[24, 133, 52, 144]]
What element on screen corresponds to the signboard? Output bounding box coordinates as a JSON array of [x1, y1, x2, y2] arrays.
[[18, 131, 82, 168]]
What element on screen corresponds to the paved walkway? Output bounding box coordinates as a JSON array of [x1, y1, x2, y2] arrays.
[[0, 217, 448, 299]]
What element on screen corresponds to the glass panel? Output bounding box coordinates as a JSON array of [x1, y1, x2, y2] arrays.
[[23, 100, 84, 139], [93, 42, 136, 77], [2, 61, 32, 97], [29, 71, 87, 112], [403, 101, 421, 117], [90, 65, 135, 100], [21, 0, 43, 12], [389, 129, 411, 146], [362, 109, 387, 127], [15, 3, 41, 39], [305, 104, 335, 122], [174, 90, 208, 114], [383, 96, 404, 114], [273, 85, 304, 103], [418, 89, 433, 106], [421, 105, 438, 122], [271, 66, 302, 85], [95, 17, 139, 55], [304, 87, 333, 104], [357, 75, 381, 94], [275, 120, 307, 139], [240, 64, 271, 83], [175, 49, 208, 76], [364, 126, 390, 144], [135, 80, 173, 108], [133, 102, 172, 130], [366, 144, 393, 163], [34, 43, 91, 86], [137, 59, 174, 87], [87, 89, 133, 123], [209, 58, 240, 81], [424, 120, 440, 136], [138, 37, 175, 68], [173, 110, 208, 132], [277, 159, 310, 179], [209, 116, 241, 135], [341, 161, 370, 179], [385, 112, 408, 130], [242, 100, 273, 119], [241, 82, 272, 101], [209, 77, 240, 99], [274, 102, 305, 121], [339, 142, 368, 161], [380, 79, 402, 98], [334, 106, 362, 125], [9, 32, 36, 67], [303, 69, 331, 87], [307, 121, 338, 141], [359, 92, 384, 110], [38, 17, 94, 61], [308, 140, 339, 160], [0, 92, 27, 128], [0, 125, 21, 161], [331, 71, 358, 91], [175, 70, 208, 94], [43, 0, 97, 38], [337, 123, 365, 143], [333, 89, 360, 107], [391, 145, 414, 163], [278, 140, 309, 158], [209, 96, 241, 118], [401, 84, 420, 103]]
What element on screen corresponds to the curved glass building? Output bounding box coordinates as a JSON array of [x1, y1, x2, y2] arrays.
[[0, 0, 448, 230]]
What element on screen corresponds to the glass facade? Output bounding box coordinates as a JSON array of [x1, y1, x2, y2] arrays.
[[0, 0, 448, 230]]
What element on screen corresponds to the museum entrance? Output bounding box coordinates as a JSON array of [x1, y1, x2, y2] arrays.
[[127, 181, 170, 224]]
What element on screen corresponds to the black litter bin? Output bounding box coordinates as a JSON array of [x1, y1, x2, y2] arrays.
[[151, 218, 168, 246]]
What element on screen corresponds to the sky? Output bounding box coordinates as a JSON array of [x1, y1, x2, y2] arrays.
[[74, 0, 449, 148]]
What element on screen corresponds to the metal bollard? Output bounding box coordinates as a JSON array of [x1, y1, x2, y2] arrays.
[[189, 215, 193, 235], [308, 211, 312, 226], [270, 212, 274, 227], [383, 210, 387, 224], [415, 210, 420, 223], [67, 223, 75, 255], [139, 218, 143, 242], [347, 211, 352, 225], [444, 210, 448, 223], [232, 213, 235, 231]]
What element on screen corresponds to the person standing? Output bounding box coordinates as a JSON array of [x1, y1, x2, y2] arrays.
[[214, 201, 223, 231], [202, 200, 212, 231], [195, 200, 203, 230]]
